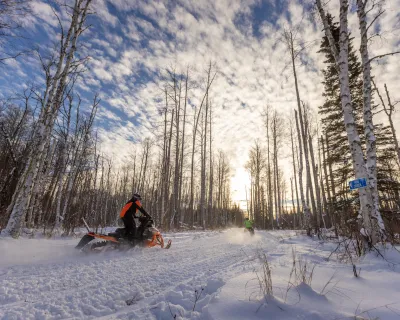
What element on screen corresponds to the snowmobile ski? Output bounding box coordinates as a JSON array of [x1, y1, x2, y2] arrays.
[[164, 239, 172, 249]]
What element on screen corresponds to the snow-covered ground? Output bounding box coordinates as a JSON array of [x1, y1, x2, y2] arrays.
[[1, 229, 400, 320]]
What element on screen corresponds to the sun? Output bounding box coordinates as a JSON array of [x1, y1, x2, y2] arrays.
[[230, 167, 250, 209]]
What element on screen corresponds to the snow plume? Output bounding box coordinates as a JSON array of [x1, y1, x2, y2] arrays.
[[0, 237, 131, 268], [0, 238, 81, 268], [224, 227, 262, 245]]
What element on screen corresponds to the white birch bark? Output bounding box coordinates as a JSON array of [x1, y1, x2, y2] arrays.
[[356, 0, 385, 236], [1, 0, 93, 237]]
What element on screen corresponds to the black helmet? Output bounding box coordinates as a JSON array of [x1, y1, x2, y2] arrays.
[[245, 217, 249, 220], [133, 193, 142, 201]]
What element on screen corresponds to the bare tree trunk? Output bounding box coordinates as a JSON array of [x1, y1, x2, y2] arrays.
[[141, 139, 150, 196], [295, 110, 311, 234], [356, 0, 384, 237], [161, 92, 168, 225], [308, 128, 322, 227], [189, 65, 216, 227], [208, 100, 213, 228], [290, 121, 300, 227], [295, 143, 302, 227], [321, 135, 337, 235], [272, 116, 278, 226], [179, 68, 189, 225], [189, 106, 197, 227], [286, 28, 312, 233], [300, 103, 317, 227], [290, 177, 295, 227], [275, 154, 281, 226], [55, 96, 73, 231], [200, 86, 209, 230], [318, 137, 329, 230], [325, 132, 337, 203], [266, 109, 273, 229], [373, 80, 400, 170], [62, 98, 98, 226], [172, 72, 181, 228], [164, 108, 174, 229]]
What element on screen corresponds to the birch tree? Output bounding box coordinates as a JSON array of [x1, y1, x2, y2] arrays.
[[2, 0, 93, 237], [355, 0, 381, 233], [316, 0, 385, 245]]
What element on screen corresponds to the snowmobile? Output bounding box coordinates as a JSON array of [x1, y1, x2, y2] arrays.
[[75, 215, 171, 253], [244, 227, 255, 236]]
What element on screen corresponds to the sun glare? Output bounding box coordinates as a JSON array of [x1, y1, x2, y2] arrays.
[[230, 167, 250, 209]]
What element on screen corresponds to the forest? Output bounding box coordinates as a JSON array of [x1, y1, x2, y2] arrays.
[[0, 0, 399, 252]]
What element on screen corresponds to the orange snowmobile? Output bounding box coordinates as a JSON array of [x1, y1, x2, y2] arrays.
[[75, 216, 171, 253]]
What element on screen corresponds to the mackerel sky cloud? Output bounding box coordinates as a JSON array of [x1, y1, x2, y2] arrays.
[[1, 0, 399, 200]]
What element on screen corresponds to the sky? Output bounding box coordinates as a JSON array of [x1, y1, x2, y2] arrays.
[[1, 0, 399, 203]]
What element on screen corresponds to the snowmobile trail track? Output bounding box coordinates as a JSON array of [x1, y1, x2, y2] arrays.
[[0, 230, 283, 319]]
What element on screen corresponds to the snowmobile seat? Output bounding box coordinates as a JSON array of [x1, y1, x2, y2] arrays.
[[108, 228, 126, 238]]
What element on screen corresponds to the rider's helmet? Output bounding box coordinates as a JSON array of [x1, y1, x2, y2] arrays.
[[245, 217, 249, 220], [132, 193, 142, 206], [133, 193, 142, 201]]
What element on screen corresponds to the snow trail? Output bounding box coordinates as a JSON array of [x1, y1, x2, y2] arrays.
[[0, 229, 290, 319]]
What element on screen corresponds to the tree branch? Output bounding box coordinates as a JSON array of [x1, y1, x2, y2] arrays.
[[371, 78, 389, 116], [366, 51, 400, 65], [365, 9, 385, 36]]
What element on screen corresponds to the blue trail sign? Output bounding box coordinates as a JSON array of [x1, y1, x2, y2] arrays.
[[349, 178, 367, 190]]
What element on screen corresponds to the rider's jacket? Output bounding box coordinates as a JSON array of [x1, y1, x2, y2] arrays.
[[119, 196, 149, 220]]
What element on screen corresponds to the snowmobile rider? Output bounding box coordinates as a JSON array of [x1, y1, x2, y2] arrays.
[[119, 193, 150, 241], [244, 217, 254, 231]]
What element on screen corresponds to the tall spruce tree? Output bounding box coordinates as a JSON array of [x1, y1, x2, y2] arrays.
[[318, 14, 400, 227]]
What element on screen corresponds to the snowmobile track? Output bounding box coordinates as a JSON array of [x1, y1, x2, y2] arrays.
[[0, 230, 279, 319]]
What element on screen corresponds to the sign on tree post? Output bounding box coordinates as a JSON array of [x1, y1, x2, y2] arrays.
[[349, 178, 367, 190]]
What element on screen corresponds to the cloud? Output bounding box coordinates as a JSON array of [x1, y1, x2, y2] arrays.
[[90, 1, 398, 184], [31, 1, 59, 27], [1, 0, 399, 199], [96, 0, 119, 27]]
